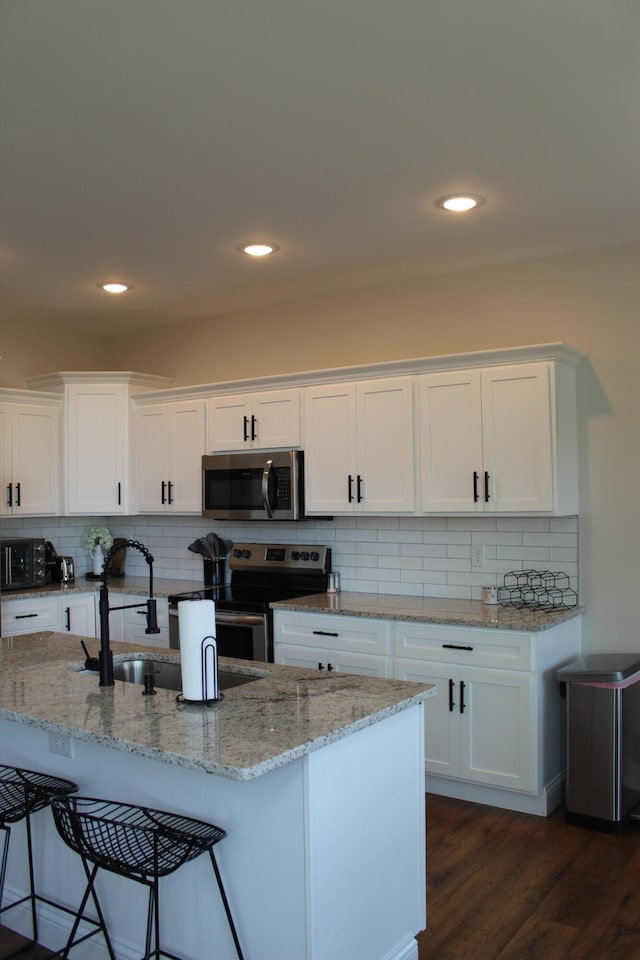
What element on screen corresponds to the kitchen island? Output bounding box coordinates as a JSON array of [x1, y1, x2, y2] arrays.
[[0, 631, 434, 960]]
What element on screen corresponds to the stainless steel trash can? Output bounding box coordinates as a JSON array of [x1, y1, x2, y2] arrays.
[[556, 655, 640, 833]]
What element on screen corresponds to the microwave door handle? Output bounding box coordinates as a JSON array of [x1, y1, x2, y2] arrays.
[[262, 458, 274, 518]]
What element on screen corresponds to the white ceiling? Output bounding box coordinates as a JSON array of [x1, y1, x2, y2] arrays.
[[2, 0, 639, 334]]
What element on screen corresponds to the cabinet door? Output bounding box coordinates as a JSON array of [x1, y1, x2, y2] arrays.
[[0, 406, 11, 517], [11, 403, 60, 515], [418, 370, 483, 512], [206, 395, 253, 451], [66, 384, 127, 514], [168, 401, 205, 512], [481, 363, 553, 512], [59, 595, 97, 638], [394, 659, 461, 776], [251, 390, 300, 449], [357, 378, 415, 513], [138, 406, 171, 511], [460, 667, 534, 791], [304, 384, 358, 513]]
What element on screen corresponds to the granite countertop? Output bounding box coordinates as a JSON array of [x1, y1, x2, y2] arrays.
[[0, 632, 435, 782], [1, 576, 209, 601], [271, 591, 583, 631]]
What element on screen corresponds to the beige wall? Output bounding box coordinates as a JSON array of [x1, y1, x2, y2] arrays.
[[4, 241, 640, 653], [0, 324, 116, 388]]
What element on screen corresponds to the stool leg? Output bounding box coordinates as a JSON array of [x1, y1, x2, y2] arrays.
[[208, 850, 245, 960], [0, 826, 10, 914], [59, 860, 117, 960], [23, 813, 38, 945]]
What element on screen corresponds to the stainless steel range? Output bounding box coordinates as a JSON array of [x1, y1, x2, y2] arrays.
[[168, 541, 331, 662]]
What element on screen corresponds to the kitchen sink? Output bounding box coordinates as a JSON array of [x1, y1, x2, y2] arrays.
[[111, 658, 263, 692]]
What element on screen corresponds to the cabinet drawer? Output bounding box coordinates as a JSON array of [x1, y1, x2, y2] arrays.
[[274, 611, 390, 656], [2, 597, 60, 633], [393, 622, 532, 671]]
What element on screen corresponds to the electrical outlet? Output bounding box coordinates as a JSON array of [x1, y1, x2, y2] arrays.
[[49, 732, 73, 758], [472, 545, 486, 567]]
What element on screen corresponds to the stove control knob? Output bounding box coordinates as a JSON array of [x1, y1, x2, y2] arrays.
[[241, 549, 251, 559], [232, 549, 242, 558], [310, 551, 320, 562], [301, 551, 310, 561], [291, 551, 301, 560]]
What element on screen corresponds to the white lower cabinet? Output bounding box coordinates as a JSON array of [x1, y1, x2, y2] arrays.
[[393, 658, 533, 791], [273, 611, 391, 676], [107, 594, 170, 649], [274, 608, 581, 815], [1, 594, 96, 638]]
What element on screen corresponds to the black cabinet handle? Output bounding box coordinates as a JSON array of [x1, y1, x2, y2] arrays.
[[318, 663, 325, 671], [448, 678, 455, 712], [117, 481, 122, 506], [251, 415, 257, 441], [347, 475, 354, 503], [460, 680, 466, 714], [473, 471, 479, 503], [243, 415, 250, 442], [6, 484, 12, 507], [15, 483, 20, 507], [313, 630, 339, 637], [161, 481, 166, 505], [16, 613, 38, 620], [357, 475, 363, 503], [327, 663, 334, 672], [484, 471, 490, 502], [65, 607, 71, 631], [167, 481, 174, 505], [442, 643, 474, 651]]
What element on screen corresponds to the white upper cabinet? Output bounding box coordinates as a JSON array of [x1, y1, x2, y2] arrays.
[[304, 377, 415, 514], [0, 393, 61, 516], [418, 360, 578, 514], [27, 372, 172, 516], [206, 389, 301, 452], [136, 399, 206, 513]]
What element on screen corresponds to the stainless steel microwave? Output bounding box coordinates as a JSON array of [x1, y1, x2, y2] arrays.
[[202, 450, 305, 521]]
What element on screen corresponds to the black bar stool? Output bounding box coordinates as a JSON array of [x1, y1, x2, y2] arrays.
[[0, 764, 77, 957], [50, 796, 245, 960]]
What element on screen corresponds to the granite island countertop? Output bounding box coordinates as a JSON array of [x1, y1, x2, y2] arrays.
[[0, 631, 434, 782], [271, 591, 583, 631]]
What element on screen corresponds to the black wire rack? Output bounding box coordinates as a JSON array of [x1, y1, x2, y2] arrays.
[[498, 569, 578, 611], [50, 796, 227, 880]]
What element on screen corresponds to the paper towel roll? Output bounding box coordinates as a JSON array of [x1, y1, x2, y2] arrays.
[[178, 599, 219, 701]]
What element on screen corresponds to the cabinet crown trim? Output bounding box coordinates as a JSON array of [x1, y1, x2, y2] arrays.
[[25, 371, 173, 392], [131, 341, 585, 405]]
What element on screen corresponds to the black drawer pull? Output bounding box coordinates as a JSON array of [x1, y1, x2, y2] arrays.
[[313, 630, 339, 637], [442, 643, 474, 651], [65, 607, 71, 631], [16, 613, 39, 620]]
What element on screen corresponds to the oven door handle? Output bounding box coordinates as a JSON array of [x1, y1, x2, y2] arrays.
[[215, 613, 266, 627], [261, 458, 274, 518]]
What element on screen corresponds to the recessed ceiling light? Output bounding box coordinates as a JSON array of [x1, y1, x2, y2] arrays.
[[98, 282, 131, 294], [436, 194, 485, 212], [239, 242, 279, 257]]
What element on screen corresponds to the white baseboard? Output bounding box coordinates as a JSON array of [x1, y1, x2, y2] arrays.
[[426, 772, 565, 817]]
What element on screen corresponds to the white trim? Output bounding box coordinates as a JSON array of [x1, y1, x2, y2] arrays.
[[426, 771, 565, 817]]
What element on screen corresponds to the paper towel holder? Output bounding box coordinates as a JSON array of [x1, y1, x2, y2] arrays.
[[176, 635, 222, 706]]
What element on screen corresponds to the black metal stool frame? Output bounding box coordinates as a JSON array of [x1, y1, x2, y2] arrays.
[[50, 796, 245, 960], [0, 764, 87, 959]]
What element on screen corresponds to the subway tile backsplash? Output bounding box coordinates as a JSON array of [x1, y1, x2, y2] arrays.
[[0, 515, 578, 601]]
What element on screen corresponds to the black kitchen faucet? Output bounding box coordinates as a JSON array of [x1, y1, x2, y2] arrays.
[[98, 539, 160, 687]]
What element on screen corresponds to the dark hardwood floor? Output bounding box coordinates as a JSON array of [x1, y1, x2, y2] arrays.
[[420, 794, 640, 960], [3, 793, 640, 959]]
